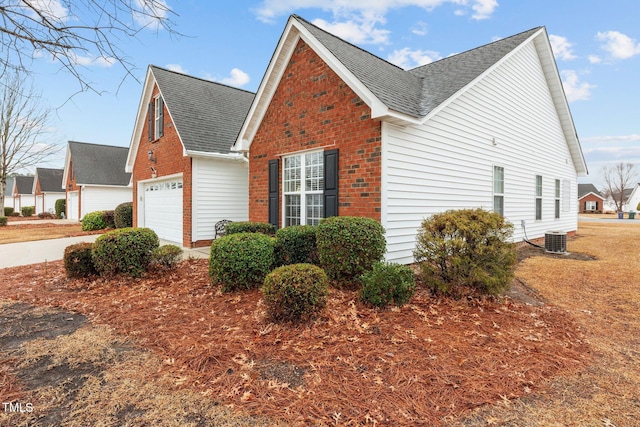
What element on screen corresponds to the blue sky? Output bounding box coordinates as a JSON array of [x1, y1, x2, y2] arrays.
[[28, 0, 640, 188]]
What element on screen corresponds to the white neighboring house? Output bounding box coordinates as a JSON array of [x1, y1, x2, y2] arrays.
[[62, 141, 133, 220], [11, 176, 34, 213], [603, 188, 634, 213], [33, 168, 65, 215], [3, 177, 14, 211], [626, 183, 640, 213]]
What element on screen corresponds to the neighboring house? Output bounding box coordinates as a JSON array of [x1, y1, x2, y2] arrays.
[[12, 176, 34, 213], [3, 177, 14, 210], [62, 141, 133, 220], [233, 16, 588, 264], [603, 187, 634, 213], [33, 167, 65, 215], [578, 183, 605, 213], [125, 66, 254, 247], [627, 183, 640, 212]]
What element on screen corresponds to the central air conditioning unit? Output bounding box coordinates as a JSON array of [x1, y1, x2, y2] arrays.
[[544, 231, 567, 254]]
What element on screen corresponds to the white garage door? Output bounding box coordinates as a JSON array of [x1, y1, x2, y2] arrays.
[[143, 179, 183, 244], [35, 195, 44, 215], [68, 192, 79, 220]]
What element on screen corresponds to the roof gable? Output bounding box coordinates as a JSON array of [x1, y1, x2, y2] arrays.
[[126, 66, 255, 171], [65, 141, 131, 186], [4, 177, 14, 197], [34, 168, 64, 193], [578, 183, 605, 200], [14, 176, 34, 195]]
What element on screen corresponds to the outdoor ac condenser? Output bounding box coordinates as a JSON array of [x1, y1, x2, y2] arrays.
[[544, 231, 567, 254]]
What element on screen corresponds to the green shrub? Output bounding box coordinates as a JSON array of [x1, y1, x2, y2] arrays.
[[92, 228, 159, 277], [316, 216, 386, 285], [4, 207, 13, 216], [82, 211, 107, 231], [101, 210, 115, 229], [225, 221, 275, 236], [21, 206, 35, 217], [360, 262, 415, 308], [209, 232, 275, 292], [151, 244, 183, 270], [262, 263, 329, 323], [55, 199, 66, 218], [0, 216, 7, 226], [275, 225, 319, 266], [37, 212, 56, 219], [114, 202, 133, 228], [64, 242, 96, 278], [413, 208, 517, 297]]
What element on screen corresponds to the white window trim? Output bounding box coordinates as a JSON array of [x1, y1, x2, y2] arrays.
[[493, 165, 504, 216], [535, 175, 543, 221], [554, 179, 561, 219], [154, 94, 163, 140], [282, 150, 324, 226]]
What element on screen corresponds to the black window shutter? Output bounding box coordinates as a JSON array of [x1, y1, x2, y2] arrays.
[[323, 148, 339, 218], [158, 96, 164, 137], [596, 201, 599, 210], [147, 101, 153, 141], [268, 159, 279, 229]]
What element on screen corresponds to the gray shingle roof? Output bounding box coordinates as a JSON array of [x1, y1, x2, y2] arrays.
[[294, 15, 541, 118], [68, 141, 131, 186], [578, 183, 603, 198], [14, 176, 34, 195], [35, 168, 64, 192], [150, 66, 255, 154], [4, 177, 14, 197]]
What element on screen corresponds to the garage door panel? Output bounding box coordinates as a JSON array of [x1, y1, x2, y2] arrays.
[[143, 179, 183, 244]]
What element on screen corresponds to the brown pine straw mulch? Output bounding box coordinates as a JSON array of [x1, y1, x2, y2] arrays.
[[0, 256, 589, 426]]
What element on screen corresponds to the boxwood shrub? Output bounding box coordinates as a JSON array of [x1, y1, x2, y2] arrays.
[[64, 242, 96, 278], [316, 216, 386, 285], [413, 208, 516, 296], [151, 244, 183, 271], [262, 263, 329, 323], [4, 207, 14, 216], [114, 202, 133, 228], [225, 221, 275, 236], [360, 262, 415, 308], [55, 199, 66, 218], [21, 206, 35, 217], [92, 227, 159, 277], [82, 211, 107, 231], [275, 225, 319, 266], [101, 210, 115, 229], [0, 216, 7, 227], [209, 232, 275, 292]]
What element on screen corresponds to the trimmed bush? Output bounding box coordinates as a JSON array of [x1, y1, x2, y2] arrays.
[[316, 216, 386, 284], [151, 244, 183, 270], [0, 216, 7, 226], [64, 242, 96, 278], [413, 208, 517, 297], [101, 210, 115, 229], [209, 232, 275, 292], [82, 211, 107, 231], [92, 228, 159, 277], [114, 202, 133, 228], [275, 225, 319, 266], [4, 207, 14, 216], [38, 212, 56, 219], [262, 263, 329, 323], [360, 262, 415, 308], [225, 221, 275, 236], [21, 206, 35, 217], [55, 198, 66, 218]]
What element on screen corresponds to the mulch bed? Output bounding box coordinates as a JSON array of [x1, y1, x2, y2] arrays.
[[0, 256, 591, 426]]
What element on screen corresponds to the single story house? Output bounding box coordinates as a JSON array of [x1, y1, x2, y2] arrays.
[[603, 187, 634, 214], [3, 177, 14, 210], [125, 66, 255, 247], [578, 183, 605, 213], [12, 176, 34, 213], [627, 183, 640, 212], [33, 167, 65, 215], [233, 15, 588, 263], [62, 141, 133, 220]]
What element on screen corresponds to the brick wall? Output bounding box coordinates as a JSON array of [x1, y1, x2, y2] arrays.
[[64, 163, 81, 220], [249, 39, 382, 227], [132, 84, 193, 247], [578, 195, 604, 213]]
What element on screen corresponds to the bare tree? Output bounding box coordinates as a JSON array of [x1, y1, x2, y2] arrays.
[[0, 1, 178, 93], [601, 162, 638, 212], [1, 71, 59, 212]]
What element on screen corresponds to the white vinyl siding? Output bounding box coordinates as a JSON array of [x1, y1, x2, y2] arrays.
[[80, 187, 132, 219], [192, 157, 249, 242], [382, 41, 579, 263]]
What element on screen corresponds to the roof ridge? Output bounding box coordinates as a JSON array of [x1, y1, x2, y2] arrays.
[[409, 26, 543, 73], [149, 65, 256, 95], [69, 141, 128, 149]]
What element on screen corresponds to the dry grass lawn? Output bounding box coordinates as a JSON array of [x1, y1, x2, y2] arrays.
[[0, 222, 99, 244], [0, 221, 638, 425]]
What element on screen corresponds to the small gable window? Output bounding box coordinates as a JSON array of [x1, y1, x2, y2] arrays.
[[148, 94, 164, 141]]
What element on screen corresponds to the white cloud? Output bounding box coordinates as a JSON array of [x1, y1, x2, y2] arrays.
[[560, 70, 595, 102], [312, 17, 390, 45], [69, 52, 115, 67], [27, 0, 69, 24], [549, 34, 577, 60], [471, 0, 498, 20], [588, 55, 601, 64], [132, 0, 170, 30], [582, 134, 640, 144], [596, 30, 640, 60], [166, 64, 187, 74], [411, 21, 428, 36], [388, 48, 441, 69], [218, 68, 250, 87]]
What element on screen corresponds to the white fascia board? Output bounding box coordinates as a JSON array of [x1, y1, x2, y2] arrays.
[[61, 144, 72, 190], [76, 184, 132, 189], [126, 67, 155, 173], [185, 150, 248, 162]]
